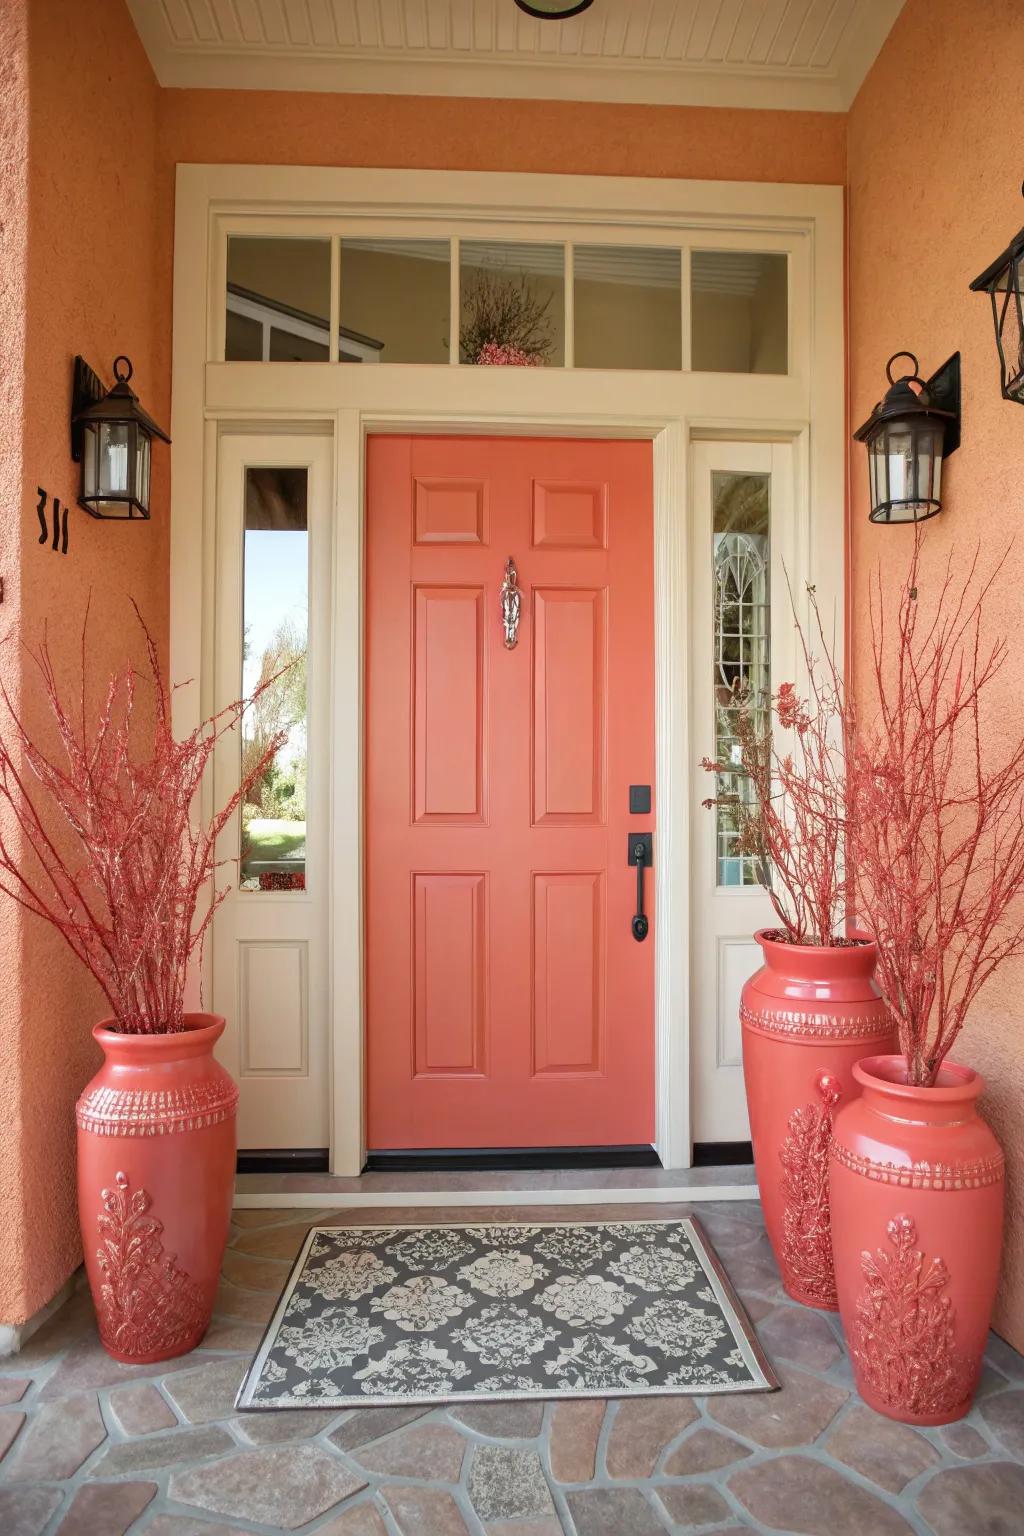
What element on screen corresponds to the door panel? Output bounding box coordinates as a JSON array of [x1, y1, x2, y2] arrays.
[[365, 435, 654, 1149], [532, 588, 606, 824], [532, 872, 605, 1075], [413, 585, 485, 822], [413, 873, 487, 1076]]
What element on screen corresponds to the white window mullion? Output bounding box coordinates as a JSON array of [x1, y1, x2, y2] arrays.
[[449, 236, 460, 365], [329, 235, 340, 363], [564, 243, 575, 369]]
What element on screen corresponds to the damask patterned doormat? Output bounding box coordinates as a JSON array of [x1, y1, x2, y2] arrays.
[[236, 1218, 778, 1410]]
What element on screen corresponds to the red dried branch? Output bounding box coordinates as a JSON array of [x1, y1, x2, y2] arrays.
[[0, 604, 287, 1034], [702, 580, 849, 945], [847, 533, 1024, 1085]]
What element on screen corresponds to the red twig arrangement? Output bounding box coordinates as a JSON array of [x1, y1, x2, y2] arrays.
[[0, 605, 285, 1034], [702, 584, 849, 945], [847, 535, 1024, 1085]]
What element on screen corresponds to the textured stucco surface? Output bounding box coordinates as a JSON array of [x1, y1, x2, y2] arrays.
[[156, 89, 846, 187], [848, 0, 1024, 1350], [0, 0, 29, 1328], [0, 0, 168, 1327]]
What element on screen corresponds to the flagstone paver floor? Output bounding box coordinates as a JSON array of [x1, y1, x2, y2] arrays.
[[2, 1199, 1023, 1535]]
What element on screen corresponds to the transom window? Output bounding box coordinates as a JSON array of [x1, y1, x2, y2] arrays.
[[222, 234, 788, 374]]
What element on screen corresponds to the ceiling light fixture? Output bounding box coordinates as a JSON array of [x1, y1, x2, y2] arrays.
[[514, 1, 595, 19]]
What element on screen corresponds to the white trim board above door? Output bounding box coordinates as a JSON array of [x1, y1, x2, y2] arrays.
[[170, 165, 845, 1178]]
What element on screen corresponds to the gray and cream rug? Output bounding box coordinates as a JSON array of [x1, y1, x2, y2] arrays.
[[236, 1218, 778, 1410]]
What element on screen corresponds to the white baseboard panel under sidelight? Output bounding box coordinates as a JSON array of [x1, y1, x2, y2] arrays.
[[233, 1165, 760, 1210]]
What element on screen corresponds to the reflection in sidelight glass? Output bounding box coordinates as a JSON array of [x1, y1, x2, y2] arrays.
[[240, 467, 309, 892], [339, 240, 449, 363], [712, 471, 771, 887], [459, 241, 564, 365], [226, 237, 332, 362], [692, 252, 788, 374], [574, 245, 681, 369]]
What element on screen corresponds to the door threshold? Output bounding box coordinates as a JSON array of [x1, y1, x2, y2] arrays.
[[233, 1163, 759, 1209], [365, 1145, 661, 1173], [692, 1141, 754, 1167], [237, 1148, 330, 1175]]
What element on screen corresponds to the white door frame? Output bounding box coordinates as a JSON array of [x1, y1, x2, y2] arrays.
[[170, 165, 844, 1176]]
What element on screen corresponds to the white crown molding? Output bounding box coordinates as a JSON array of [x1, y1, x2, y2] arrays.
[[128, 1, 904, 114]]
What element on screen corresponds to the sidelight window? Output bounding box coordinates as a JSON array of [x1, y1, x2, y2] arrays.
[[712, 470, 771, 888], [239, 466, 309, 893]]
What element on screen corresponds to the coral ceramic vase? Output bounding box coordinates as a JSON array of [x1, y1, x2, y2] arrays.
[[830, 1055, 1004, 1425], [741, 931, 895, 1309], [76, 1014, 238, 1363]]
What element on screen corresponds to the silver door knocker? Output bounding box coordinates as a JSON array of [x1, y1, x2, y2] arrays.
[[500, 557, 522, 649]]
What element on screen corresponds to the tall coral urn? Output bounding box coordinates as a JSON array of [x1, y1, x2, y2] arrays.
[[741, 930, 896, 1309], [830, 1055, 1004, 1425], [76, 1014, 237, 1363]]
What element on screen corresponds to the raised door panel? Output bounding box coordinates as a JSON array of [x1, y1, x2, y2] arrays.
[[532, 479, 608, 549], [239, 941, 308, 1074], [413, 873, 487, 1076], [414, 477, 488, 545], [532, 872, 604, 1075], [413, 584, 485, 823], [532, 587, 606, 824]]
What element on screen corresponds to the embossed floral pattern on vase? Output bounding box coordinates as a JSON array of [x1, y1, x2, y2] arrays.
[[779, 1070, 843, 1307], [852, 1214, 973, 1420], [237, 1220, 777, 1409], [95, 1172, 207, 1360]]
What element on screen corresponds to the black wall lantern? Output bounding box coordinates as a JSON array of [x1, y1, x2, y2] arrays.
[[853, 351, 961, 525], [71, 355, 170, 520], [970, 184, 1024, 405], [513, 2, 594, 17]]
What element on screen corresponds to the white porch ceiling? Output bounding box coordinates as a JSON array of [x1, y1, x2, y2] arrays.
[[128, 0, 903, 111]]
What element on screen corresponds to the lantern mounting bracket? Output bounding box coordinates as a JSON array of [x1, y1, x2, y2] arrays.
[[70, 355, 105, 465], [925, 351, 961, 458], [921, 351, 964, 454]]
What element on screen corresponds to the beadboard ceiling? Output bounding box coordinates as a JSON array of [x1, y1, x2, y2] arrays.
[[128, 0, 903, 111]]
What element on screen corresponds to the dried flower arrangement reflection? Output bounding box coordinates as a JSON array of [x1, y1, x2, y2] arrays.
[[0, 604, 285, 1034], [460, 265, 555, 366], [847, 536, 1024, 1085]]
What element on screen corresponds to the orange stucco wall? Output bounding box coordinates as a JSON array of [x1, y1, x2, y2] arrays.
[[156, 88, 845, 186], [848, 0, 1024, 1349], [0, 0, 168, 1327]]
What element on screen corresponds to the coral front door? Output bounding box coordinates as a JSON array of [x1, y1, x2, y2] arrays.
[[365, 435, 655, 1150]]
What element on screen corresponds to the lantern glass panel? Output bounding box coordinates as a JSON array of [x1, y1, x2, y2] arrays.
[[884, 429, 914, 508], [136, 431, 151, 512], [869, 419, 944, 523], [98, 422, 132, 498], [83, 424, 97, 498], [918, 424, 942, 505], [997, 264, 1024, 399]]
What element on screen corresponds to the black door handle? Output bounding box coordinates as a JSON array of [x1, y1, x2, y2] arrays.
[[628, 833, 652, 943]]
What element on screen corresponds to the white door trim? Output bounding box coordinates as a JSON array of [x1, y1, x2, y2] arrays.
[[170, 164, 845, 1177]]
